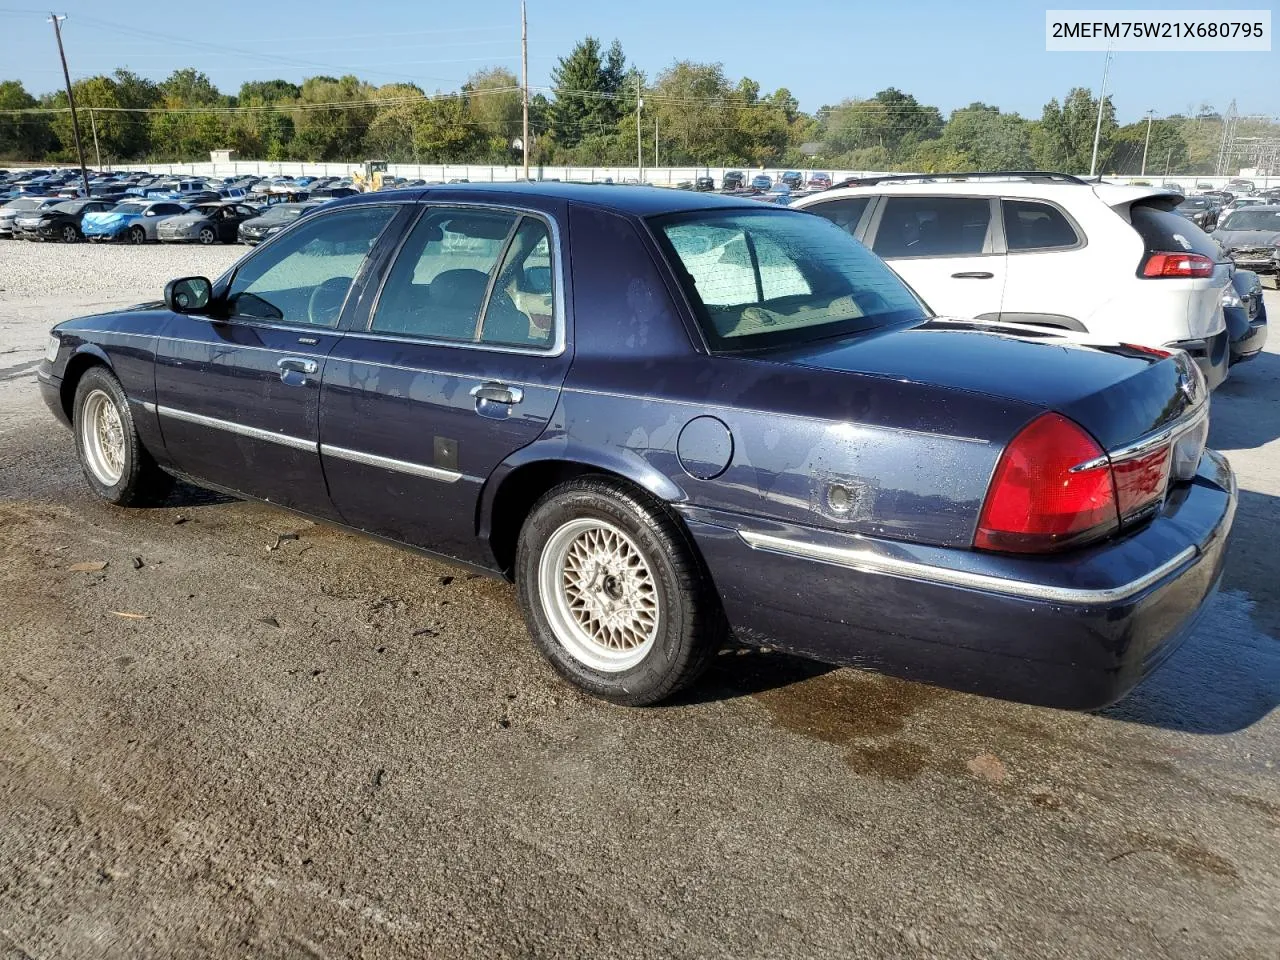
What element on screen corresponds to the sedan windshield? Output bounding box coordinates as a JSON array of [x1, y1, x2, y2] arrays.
[[1178, 198, 1209, 210], [112, 203, 145, 215], [655, 209, 927, 352], [1219, 209, 1280, 231]]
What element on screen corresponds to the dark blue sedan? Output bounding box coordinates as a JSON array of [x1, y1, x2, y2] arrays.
[[38, 184, 1236, 708]]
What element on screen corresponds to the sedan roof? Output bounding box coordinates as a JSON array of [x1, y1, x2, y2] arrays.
[[335, 181, 778, 217]]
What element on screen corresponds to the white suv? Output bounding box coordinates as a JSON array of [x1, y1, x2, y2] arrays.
[[790, 173, 1232, 388]]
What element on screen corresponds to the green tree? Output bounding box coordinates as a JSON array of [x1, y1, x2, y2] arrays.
[[410, 93, 481, 162], [239, 79, 301, 104], [825, 88, 942, 162], [549, 37, 624, 148], [0, 80, 55, 160], [1034, 87, 1115, 173], [290, 74, 375, 160], [465, 67, 521, 161], [1110, 117, 1189, 175], [936, 103, 1032, 170], [364, 83, 426, 161]]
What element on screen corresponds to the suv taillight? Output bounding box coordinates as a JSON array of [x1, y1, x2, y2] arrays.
[[1141, 252, 1215, 278], [975, 413, 1181, 554]]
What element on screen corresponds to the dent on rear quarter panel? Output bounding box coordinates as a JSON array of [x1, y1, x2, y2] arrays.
[[559, 204, 1038, 548]]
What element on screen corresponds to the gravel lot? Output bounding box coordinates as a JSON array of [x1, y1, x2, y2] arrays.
[[0, 241, 1278, 959]]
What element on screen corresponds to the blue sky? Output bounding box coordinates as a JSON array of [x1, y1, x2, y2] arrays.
[[2, 0, 1276, 122]]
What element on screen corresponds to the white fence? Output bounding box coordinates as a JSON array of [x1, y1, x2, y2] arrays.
[[13, 160, 1279, 190]]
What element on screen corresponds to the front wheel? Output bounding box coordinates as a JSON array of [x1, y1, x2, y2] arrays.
[[61, 224, 79, 243], [72, 366, 173, 506], [198, 226, 216, 245], [516, 477, 726, 705]]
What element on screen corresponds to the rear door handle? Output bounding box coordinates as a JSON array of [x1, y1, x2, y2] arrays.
[[277, 356, 318, 385], [470, 382, 524, 405], [950, 271, 995, 279]]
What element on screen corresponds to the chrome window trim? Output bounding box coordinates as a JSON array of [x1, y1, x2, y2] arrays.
[[319, 444, 472, 484], [360, 201, 567, 357], [738, 529, 1198, 606], [151, 403, 316, 452]]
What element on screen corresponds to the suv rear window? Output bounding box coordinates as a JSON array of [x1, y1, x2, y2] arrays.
[[655, 209, 926, 353], [1002, 199, 1079, 251], [872, 196, 992, 258], [1128, 200, 1219, 259]]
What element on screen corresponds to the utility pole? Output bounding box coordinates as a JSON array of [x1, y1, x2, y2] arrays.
[[520, 0, 529, 181], [88, 107, 101, 169], [635, 78, 643, 182], [1140, 109, 1153, 176], [1088, 41, 1113, 178], [654, 113, 658, 168], [49, 13, 91, 198]]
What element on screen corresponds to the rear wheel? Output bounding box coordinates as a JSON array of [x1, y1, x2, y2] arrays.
[[128, 225, 146, 245], [516, 477, 725, 705], [72, 366, 172, 506]]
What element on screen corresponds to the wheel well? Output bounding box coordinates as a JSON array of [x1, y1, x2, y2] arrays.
[[59, 353, 109, 419], [486, 461, 665, 578]]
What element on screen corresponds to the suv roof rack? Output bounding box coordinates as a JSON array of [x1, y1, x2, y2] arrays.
[[828, 171, 1088, 190]]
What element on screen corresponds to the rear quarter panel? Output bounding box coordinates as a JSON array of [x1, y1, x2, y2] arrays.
[[541, 202, 1040, 548]]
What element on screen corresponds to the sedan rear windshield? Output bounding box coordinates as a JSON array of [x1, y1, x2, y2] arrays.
[[1218, 209, 1280, 231], [654, 209, 927, 352]]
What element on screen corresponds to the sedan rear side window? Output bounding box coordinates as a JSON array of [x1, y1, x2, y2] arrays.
[[1002, 199, 1079, 251], [656, 209, 926, 352], [371, 209, 516, 342], [872, 196, 992, 258]]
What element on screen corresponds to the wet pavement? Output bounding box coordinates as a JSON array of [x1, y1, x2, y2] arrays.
[[0, 259, 1276, 959]]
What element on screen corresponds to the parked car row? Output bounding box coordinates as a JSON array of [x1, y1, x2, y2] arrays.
[[0, 191, 330, 245]]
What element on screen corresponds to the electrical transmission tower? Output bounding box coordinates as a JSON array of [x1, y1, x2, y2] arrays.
[[1215, 100, 1239, 176]]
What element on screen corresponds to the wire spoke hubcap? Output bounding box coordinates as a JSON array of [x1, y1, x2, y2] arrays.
[[81, 389, 126, 486], [539, 518, 661, 672]]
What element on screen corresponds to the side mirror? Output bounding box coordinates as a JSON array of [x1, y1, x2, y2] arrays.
[[164, 276, 213, 314]]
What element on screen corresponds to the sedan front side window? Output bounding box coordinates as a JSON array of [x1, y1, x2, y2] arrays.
[[226, 205, 396, 328]]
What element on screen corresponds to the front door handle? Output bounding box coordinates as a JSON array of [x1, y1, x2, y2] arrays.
[[470, 382, 524, 405], [950, 271, 995, 279], [277, 356, 318, 386]]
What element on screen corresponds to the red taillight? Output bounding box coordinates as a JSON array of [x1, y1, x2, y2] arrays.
[[975, 413, 1119, 554], [1141, 252, 1215, 278]]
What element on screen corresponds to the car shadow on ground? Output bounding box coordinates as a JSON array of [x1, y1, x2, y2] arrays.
[[1210, 349, 1280, 451], [159, 480, 237, 508]]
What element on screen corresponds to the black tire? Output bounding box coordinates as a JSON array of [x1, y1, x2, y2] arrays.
[[72, 366, 173, 506], [515, 477, 726, 705], [61, 223, 79, 243], [198, 226, 216, 245], [128, 225, 146, 245]]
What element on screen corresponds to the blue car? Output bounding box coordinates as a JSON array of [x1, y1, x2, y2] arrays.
[[750, 174, 773, 191], [39, 184, 1235, 708], [81, 199, 188, 243]]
